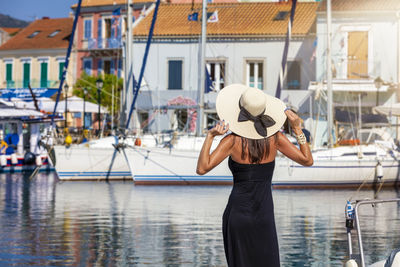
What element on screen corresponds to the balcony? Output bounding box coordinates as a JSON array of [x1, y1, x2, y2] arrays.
[[2, 79, 61, 89], [83, 37, 123, 50]]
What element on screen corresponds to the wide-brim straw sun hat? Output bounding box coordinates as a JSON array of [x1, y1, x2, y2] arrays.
[[216, 84, 287, 139]]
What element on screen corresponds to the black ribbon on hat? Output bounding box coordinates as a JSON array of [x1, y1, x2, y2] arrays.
[[238, 102, 276, 137]]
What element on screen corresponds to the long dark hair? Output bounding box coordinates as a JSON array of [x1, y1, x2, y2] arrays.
[[234, 133, 278, 164]]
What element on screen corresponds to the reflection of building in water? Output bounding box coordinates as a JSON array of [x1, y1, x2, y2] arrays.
[[1, 176, 400, 266]]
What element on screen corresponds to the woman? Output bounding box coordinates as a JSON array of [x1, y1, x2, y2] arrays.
[[196, 84, 313, 267]]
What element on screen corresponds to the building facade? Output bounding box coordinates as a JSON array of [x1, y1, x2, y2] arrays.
[[130, 1, 318, 133], [0, 17, 74, 93]]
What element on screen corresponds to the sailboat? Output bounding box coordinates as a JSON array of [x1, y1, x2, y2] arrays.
[[54, 0, 400, 188]]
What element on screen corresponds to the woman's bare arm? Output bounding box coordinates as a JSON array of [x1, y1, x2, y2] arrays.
[[196, 121, 233, 175], [276, 110, 313, 166]]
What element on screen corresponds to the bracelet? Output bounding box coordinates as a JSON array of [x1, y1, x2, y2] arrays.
[[295, 132, 307, 145]]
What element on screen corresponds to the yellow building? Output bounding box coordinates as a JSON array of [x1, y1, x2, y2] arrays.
[[0, 17, 75, 95]]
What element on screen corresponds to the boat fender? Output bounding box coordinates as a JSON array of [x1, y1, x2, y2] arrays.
[[35, 156, 42, 166], [135, 138, 142, 146], [344, 259, 358, 267], [0, 140, 7, 154], [376, 161, 383, 179], [65, 134, 72, 147], [384, 248, 400, 267], [24, 152, 36, 165], [0, 155, 6, 167], [10, 153, 18, 165]]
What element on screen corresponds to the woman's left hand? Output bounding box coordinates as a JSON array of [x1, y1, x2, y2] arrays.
[[208, 120, 229, 137]]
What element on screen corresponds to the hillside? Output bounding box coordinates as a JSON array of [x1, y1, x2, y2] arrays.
[[0, 14, 29, 28]]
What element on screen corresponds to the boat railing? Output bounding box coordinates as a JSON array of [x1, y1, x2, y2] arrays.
[[346, 198, 400, 267]]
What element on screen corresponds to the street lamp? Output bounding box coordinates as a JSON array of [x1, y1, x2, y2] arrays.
[[83, 87, 87, 129], [374, 76, 384, 107], [64, 83, 69, 129], [96, 78, 103, 136]]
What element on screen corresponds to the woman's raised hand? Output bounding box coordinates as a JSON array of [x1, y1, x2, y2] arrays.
[[208, 120, 229, 137], [285, 110, 302, 133]]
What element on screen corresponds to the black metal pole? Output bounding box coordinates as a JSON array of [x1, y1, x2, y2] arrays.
[[98, 87, 101, 136], [83, 89, 86, 129], [65, 88, 68, 129]]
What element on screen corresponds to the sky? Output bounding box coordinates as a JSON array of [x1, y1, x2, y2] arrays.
[[1, 0, 79, 22]]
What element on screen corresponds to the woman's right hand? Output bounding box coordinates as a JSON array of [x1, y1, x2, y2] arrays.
[[285, 110, 302, 134], [208, 120, 229, 137]]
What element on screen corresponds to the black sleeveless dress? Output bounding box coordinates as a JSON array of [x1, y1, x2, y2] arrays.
[[222, 157, 280, 267]]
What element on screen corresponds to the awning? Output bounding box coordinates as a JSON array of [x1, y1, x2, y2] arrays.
[[0, 108, 44, 118], [12, 96, 108, 114], [373, 103, 400, 116], [0, 88, 58, 100]]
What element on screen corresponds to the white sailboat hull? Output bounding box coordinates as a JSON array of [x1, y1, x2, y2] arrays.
[[54, 140, 400, 188]]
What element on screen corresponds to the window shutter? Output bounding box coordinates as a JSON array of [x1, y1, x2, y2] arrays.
[[23, 63, 30, 88], [168, 60, 182, 90], [6, 63, 12, 81], [59, 62, 65, 80], [40, 62, 48, 88], [97, 59, 103, 75], [97, 19, 102, 48]]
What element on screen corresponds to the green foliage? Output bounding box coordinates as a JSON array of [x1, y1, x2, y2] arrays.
[[73, 73, 123, 118]]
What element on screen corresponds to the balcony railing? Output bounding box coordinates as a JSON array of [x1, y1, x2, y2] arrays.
[[319, 59, 382, 81], [2, 80, 60, 89], [84, 37, 123, 50]]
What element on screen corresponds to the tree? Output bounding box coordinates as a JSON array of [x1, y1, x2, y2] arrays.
[[73, 73, 123, 126]]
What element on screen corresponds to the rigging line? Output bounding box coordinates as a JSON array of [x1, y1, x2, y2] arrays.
[[126, 146, 191, 184], [126, 0, 161, 130], [51, 0, 82, 127], [275, 0, 297, 99]]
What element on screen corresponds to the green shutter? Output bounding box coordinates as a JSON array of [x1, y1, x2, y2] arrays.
[[6, 63, 12, 88], [59, 62, 65, 80], [23, 63, 30, 88], [40, 62, 48, 88], [6, 64, 12, 81]]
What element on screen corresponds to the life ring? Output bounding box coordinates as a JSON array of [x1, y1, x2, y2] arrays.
[[0, 140, 8, 155]]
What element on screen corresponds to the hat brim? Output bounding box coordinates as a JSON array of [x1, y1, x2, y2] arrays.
[[216, 84, 287, 139]]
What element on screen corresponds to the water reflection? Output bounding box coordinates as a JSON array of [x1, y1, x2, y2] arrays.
[[0, 173, 399, 266]]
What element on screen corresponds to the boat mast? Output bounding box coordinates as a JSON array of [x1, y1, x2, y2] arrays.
[[196, 0, 207, 136], [326, 0, 333, 147], [122, 0, 133, 130]]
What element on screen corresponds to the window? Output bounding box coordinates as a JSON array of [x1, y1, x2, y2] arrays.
[[285, 60, 301, 89], [48, 30, 60, 37], [5, 62, 12, 88], [104, 60, 111, 74], [84, 19, 92, 39], [97, 59, 103, 75], [83, 59, 92, 75], [58, 61, 65, 80], [168, 60, 183, 90], [206, 61, 225, 91], [23, 62, 30, 88], [246, 61, 263, 90], [104, 19, 112, 38], [27, 31, 40, 38], [40, 61, 48, 88]]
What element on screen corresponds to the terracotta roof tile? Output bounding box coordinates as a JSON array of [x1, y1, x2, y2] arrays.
[[0, 18, 73, 51], [133, 2, 319, 38], [318, 0, 400, 12], [1, 27, 22, 35], [72, 0, 150, 8]]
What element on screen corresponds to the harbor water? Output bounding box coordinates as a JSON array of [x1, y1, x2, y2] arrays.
[[0, 173, 400, 266]]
